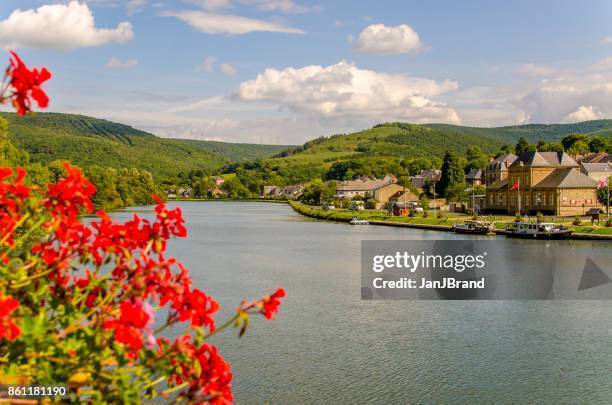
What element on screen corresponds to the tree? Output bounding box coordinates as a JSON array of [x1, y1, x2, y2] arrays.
[[589, 136, 609, 153], [436, 151, 465, 200], [538, 142, 564, 152], [405, 157, 432, 176], [561, 133, 590, 151], [515, 137, 531, 155], [299, 179, 336, 205], [567, 140, 590, 156], [465, 146, 489, 170]]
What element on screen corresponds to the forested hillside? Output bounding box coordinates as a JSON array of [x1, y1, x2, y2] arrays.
[[1, 113, 289, 181]]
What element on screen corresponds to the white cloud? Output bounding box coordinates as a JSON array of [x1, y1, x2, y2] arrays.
[[601, 36, 612, 44], [519, 63, 556, 76], [160, 10, 303, 34], [220, 63, 237, 76], [237, 61, 460, 123], [562, 105, 602, 123], [516, 56, 612, 123], [106, 56, 139, 69], [0, 1, 133, 50], [352, 24, 422, 55], [127, 0, 147, 14], [202, 56, 217, 72]]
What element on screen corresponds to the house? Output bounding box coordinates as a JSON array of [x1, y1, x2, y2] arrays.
[[280, 184, 304, 198], [335, 176, 395, 199], [483, 153, 518, 186], [580, 152, 611, 164], [410, 169, 440, 189], [262, 185, 281, 197], [485, 151, 603, 216], [466, 168, 482, 186], [212, 177, 225, 186], [580, 162, 612, 182], [177, 188, 192, 198]]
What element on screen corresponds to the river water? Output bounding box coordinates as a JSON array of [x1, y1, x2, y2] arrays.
[[112, 201, 612, 404]]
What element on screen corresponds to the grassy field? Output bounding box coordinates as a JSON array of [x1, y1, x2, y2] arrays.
[[289, 201, 612, 235]]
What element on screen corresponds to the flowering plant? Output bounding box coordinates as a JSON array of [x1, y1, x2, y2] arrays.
[[0, 52, 285, 403]]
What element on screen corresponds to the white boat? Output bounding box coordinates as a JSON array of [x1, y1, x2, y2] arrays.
[[505, 221, 573, 239], [452, 219, 496, 235], [350, 217, 370, 225]]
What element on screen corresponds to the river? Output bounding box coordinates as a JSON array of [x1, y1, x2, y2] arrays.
[[112, 201, 612, 404]]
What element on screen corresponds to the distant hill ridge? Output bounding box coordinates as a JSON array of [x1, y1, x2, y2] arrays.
[[0, 112, 291, 180]]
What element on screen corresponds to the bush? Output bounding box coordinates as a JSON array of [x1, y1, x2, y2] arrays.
[[514, 211, 524, 222], [422, 210, 429, 218], [573, 216, 582, 226], [606, 218, 612, 227], [436, 211, 443, 219], [536, 212, 544, 222]]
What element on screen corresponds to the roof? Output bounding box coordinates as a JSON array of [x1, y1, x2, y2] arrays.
[[336, 178, 393, 192], [581, 152, 612, 164], [487, 178, 508, 190], [581, 163, 612, 173], [533, 168, 598, 189], [492, 153, 518, 164], [466, 168, 482, 179], [510, 151, 578, 168]]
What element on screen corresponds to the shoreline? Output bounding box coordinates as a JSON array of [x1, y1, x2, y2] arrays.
[[288, 201, 612, 241]]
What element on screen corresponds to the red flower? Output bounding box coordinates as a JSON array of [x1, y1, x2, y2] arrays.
[[0, 294, 20, 341], [104, 300, 150, 351], [261, 288, 286, 320], [45, 163, 96, 217], [6, 51, 51, 115], [177, 288, 219, 330]]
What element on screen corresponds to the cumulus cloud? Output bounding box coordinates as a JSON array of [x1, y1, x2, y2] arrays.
[[516, 56, 612, 123], [237, 61, 460, 123], [352, 24, 422, 55], [601, 36, 612, 44], [562, 105, 602, 123], [0, 2, 134, 49], [160, 10, 303, 34], [106, 56, 139, 69], [220, 63, 237, 76]]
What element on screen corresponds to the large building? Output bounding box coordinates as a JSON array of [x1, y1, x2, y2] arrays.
[[483, 153, 517, 186], [485, 151, 603, 216], [335, 176, 396, 199], [580, 162, 612, 182]]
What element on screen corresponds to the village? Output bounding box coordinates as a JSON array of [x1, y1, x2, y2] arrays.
[[169, 150, 610, 222]]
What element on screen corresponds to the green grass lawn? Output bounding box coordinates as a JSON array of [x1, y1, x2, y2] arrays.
[[289, 201, 612, 235]]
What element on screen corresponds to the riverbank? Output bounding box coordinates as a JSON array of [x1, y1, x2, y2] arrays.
[[288, 201, 612, 240]]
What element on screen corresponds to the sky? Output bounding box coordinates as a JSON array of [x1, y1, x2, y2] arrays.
[[1, 0, 612, 144]]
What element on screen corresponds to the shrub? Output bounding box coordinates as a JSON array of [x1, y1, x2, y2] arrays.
[[536, 212, 544, 222], [606, 218, 612, 227], [422, 210, 429, 218], [436, 211, 443, 219], [573, 216, 582, 226]]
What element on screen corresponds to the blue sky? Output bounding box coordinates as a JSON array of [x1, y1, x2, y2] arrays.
[[1, 0, 612, 144]]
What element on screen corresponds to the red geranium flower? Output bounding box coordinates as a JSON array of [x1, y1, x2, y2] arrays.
[[0, 294, 20, 341], [261, 288, 286, 320], [6, 51, 51, 115]]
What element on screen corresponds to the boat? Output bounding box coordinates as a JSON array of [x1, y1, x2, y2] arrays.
[[350, 217, 370, 225], [504, 221, 573, 239], [452, 219, 496, 235]]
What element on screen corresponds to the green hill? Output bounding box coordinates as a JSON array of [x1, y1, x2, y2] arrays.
[[250, 120, 612, 183], [1, 112, 290, 181], [425, 120, 612, 144]]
